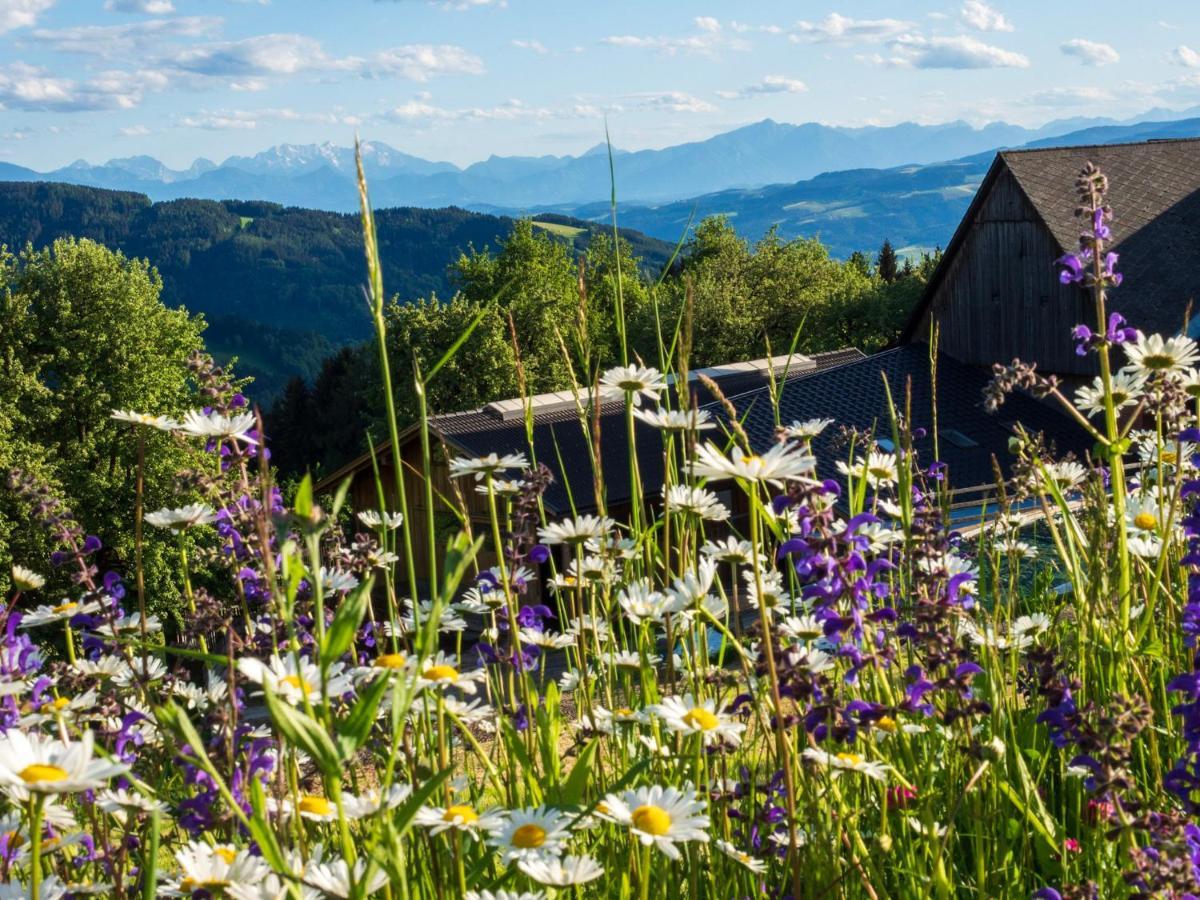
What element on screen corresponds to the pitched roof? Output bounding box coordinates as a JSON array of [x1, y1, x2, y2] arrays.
[[314, 348, 866, 512], [905, 138, 1200, 342], [722, 345, 1090, 490]]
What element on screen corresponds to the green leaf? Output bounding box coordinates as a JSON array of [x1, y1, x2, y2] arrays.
[[262, 680, 342, 775], [323, 576, 373, 668], [557, 739, 598, 806], [246, 777, 290, 874], [293, 473, 314, 519], [336, 672, 392, 754]]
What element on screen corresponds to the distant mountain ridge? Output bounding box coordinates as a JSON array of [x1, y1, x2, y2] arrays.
[[5, 107, 1199, 212]]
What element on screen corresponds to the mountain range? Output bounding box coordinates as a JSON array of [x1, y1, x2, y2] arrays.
[[4, 107, 1200, 214]]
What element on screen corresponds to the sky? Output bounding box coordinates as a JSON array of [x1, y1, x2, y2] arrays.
[[2, 0, 1200, 171]]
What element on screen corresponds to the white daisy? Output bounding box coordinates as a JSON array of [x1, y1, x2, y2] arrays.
[[162, 842, 270, 897], [19, 598, 101, 628], [802, 747, 891, 781], [96, 787, 168, 822], [598, 364, 668, 406], [416, 652, 486, 695], [632, 407, 715, 432], [1043, 461, 1088, 491], [414, 802, 504, 838], [715, 839, 768, 873], [538, 515, 615, 545], [601, 784, 710, 860], [110, 409, 179, 431], [652, 695, 746, 746], [487, 806, 573, 863], [619, 581, 672, 626], [0, 730, 126, 796], [464, 891, 546, 900], [837, 451, 899, 489], [701, 536, 758, 566], [780, 418, 834, 440], [665, 485, 730, 521], [1123, 331, 1200, 376], [1074, 371, 1145, 418], [517, 854, 604, 886], [693, 441, 816, 486], [10, 566, 44, 591], [449, 452, 529, 481], [143, 504, 217, 531], [237, 654, 354, 705], [177, 410, 258, 444], [356, 509, 405, 529]]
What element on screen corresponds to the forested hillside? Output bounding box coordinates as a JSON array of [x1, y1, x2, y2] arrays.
[[0, 182, 674, 397]]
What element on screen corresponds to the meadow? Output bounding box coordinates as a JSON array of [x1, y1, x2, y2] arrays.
[[0, 151, 1197, 899]]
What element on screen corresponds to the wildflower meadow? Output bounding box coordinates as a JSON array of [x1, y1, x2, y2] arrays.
[[2, 151, 1199, 900]]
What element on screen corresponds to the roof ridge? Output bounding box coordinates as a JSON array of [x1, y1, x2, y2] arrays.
[[1002, 135, 1200, 157], [700, 346, 895, 410]]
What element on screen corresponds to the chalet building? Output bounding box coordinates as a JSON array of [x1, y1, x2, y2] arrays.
[[904, 138, 1200, 375]]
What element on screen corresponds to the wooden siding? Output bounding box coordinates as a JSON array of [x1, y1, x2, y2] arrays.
[[915, 168, 1095, 376]]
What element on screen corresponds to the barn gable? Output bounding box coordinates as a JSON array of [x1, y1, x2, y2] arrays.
[[905, 138, 1200, 375]]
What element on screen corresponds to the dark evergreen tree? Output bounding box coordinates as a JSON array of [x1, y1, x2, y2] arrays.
[[877, 239, 899, 283]]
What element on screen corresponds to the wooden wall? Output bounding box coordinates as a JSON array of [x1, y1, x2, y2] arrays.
[[914, 168, 1096, 377]]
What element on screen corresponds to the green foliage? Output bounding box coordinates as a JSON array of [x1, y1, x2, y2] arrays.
[[0, 238, 207, 605], [382, 293, 518, 426], [267, 215, 935, 478], [0, 183, 676, 401]]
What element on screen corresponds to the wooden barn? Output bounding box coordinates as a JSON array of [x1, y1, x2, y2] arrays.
[[904, 137, 1200, 375]]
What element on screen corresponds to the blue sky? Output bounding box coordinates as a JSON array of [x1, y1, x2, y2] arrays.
[[2, 0, 1200, 169]]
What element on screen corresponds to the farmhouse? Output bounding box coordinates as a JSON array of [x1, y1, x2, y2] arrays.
[[320, 138, 1200, 584], [904, 137, 1200, 374]]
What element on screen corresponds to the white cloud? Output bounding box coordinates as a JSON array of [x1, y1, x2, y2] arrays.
[[1171, 46, 1200, 69], [438, 0, 505, 8], [882, 35, 1030, 69], [1060, 39, 1119, 66], [603, 20, 746, 57], [0, 62, 152, 111], [510, 38, 548, 55], [0, 0, 54, 34], [717, 75, 807, 100], [365, 44, 485, 81], [387, 97, 555, 123], [30, 17, 221, 58], [960, 1, 1012, 33], [105, 0, 175, 13], [118, 124, 151, 136], [629, 91, 718, 113], [790, 14, 913, 43], [729, 21, 782, 35], [181, 106, 362, 130], [174, 33, 345, 76]]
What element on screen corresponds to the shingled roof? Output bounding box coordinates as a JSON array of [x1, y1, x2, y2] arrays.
[[721, 345, 1091, 490], [315, 348, 865, 514], [905, 138, 1200, 343]]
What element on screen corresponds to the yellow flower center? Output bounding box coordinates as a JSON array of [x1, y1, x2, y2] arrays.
[[215, 847, 237, 864], [425, 664, 458, 682], [51, 603, 77, 615], [1133, 512, 1158, 531], [836, 753, 863, 767], [511, 823, 547, 848], [740, 455, 763, 467], [51, 697, 70, 711], [279, 675, 312, 695], [631, 804, 672, 836], [616, 707, 634, 717], [563, 575, 577, 586], [4, 831, 24, 849], [876, 716, 897, 734], [298, 795, 332, 817], [682, 707, 719, 731], [375, 653, 407, 669], [443, 804, 478, 825], [19, 764, 68, 784], [1162, 451, 1179, 464]]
